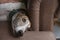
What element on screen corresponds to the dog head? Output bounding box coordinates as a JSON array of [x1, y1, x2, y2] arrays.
[[12, 11, 31, 37]]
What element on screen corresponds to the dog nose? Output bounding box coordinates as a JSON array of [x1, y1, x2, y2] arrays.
[[17, 30, 23, 37]]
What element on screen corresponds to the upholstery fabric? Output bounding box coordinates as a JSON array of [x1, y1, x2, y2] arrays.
[[0, 21, 56, 40], [40, 0, 58, 31], [27, 0, 41, 31]]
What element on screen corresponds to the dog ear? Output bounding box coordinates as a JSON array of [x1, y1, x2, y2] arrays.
[[8, 9, 17, 21]]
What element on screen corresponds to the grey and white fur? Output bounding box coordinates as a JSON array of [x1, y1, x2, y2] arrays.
[[10, 10, 31, 37]]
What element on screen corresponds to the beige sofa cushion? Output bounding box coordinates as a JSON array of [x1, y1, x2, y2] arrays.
[[0, 21, 56, 40], [23, 31, 56, 40]]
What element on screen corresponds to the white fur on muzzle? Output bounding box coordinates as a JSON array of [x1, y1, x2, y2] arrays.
[[0, 2, 25, 21], [12, 13, 31, 34], [15, 21, 30, 33]]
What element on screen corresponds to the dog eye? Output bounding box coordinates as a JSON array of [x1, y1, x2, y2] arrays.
[[22, 18, 26, 23]]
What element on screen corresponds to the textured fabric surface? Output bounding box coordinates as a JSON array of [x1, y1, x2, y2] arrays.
[[40, 0, 58, 31], [23, 31, 56, 40], [0, 2, 25, 21], [0, 2, 25, 10], [0, 21, 56, 40], [27, 0, 41, 31], [0, 21, 20, 40]]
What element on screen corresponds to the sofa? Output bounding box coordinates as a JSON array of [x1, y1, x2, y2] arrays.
[[0, 21, 56, 40], [0, 0, 58, 40]]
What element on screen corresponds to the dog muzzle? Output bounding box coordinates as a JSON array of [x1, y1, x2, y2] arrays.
[[14, 22, 30, 37]]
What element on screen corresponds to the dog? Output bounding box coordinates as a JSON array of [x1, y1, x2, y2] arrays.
[[0, 1, 31, 37], [9, 9, 31, 37]]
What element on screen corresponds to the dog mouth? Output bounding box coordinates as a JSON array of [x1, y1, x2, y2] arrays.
[[13, 30, 23, 37], [15, 30, 23, 37], [13, 26, 27, 37]]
